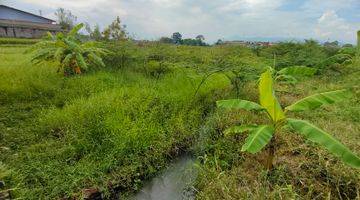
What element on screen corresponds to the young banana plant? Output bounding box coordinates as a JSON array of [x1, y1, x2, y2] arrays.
[[28, 23, 110, 76], [217, 69, 360, 170]]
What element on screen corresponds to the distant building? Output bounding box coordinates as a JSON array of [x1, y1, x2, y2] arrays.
[[0, 5, 61, 38]]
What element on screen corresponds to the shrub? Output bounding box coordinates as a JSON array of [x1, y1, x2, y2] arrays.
[[259, 41, 327, 69], [144, 60, 172, 78], [101, 40, 137, 69], [318, 54, 353, 71]]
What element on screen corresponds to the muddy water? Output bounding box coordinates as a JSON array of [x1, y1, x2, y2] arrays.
[[132, 155, 197, 200]]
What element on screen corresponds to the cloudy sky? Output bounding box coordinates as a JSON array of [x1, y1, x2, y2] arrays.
[[2, 0, 360, 43]]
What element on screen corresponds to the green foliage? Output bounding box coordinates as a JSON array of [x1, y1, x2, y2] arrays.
[[0, 38, 39, 45], [55, 8, 77, 30], [144, 60, 172, 78], [164, 32, 207, 46], [285, 89, 351, 112], [159, 37, 173, 44], [102, 16, 128, 40], [224, 125, 257, 136], [182, 35, 208, 46], [259, 40, 327, 68], [101, 40, 137, 69], [193, 45, 263, 97], [323, 41, 341, 56], [182, 38, 207, 46], [259, 70, 285, 122], [338, 47, 357, 57], [0, 163, 10, 181], [28, 23, 109, 75], [2, 35, 360, 199], [0, 45, 232, 198], [215, 39, 223, 45], [172, 32, 182, 44], [217, 99, 264, 111], [288, 119, 360, 168], [319, 54, 353, 70], [217, 69, 360, 169], [86, 24, 103, 41], [241, 125, 274, 153], [277, 66, 317, 77]]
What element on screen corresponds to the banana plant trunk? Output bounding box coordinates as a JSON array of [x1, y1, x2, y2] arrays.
[[266, 135, 276, 170], [71, 59, 82, 75]]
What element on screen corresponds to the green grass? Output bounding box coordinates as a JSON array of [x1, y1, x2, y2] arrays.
[[0, 37, 40, 45], [0, 45, 230, 198], [0, 42, 359, 199]]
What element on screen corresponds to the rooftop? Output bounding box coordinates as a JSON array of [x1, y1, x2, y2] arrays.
[[0, 4, 56, 23]]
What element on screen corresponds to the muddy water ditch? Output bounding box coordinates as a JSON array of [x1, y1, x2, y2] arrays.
[[129, 155, 197, 200]]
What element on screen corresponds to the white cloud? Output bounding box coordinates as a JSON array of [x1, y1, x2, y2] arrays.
[[22, 0, 107, 9], [218, 0, 284, 13], [150, 0, 183, 8], [3, 0, 359, 43], [302, 0, 358, 13], [315, 10, 359, 43]]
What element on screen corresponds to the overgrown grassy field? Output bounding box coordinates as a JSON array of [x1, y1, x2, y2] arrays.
[[0, 44, 230, 198], [0, 40, 359, 199]]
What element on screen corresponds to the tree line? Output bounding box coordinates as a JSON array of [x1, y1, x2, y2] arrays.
[[159, 32, 208, 46], [55, 8, 208, 46]]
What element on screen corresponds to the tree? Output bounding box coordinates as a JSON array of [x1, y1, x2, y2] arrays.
[[215, 39, 223, 45], [172, 32, 182, 44], [28, 23, 109, 76], [84, 22, 92, 35], [217, 68, 360, 170], [91, 25, 103, 41], [323, 41, 340, 56], [55, 8, 77, 30], [196, 35, 205, 41], [195, 35, 207, 46], [342, 44, 353, 48], [324, 40, 339, 47], [103, 16, 127, 41], [85, 23, 103, 41], [159, 37, 173, 44], [182, 38, 198, 46], [102, 28, 111, 41]]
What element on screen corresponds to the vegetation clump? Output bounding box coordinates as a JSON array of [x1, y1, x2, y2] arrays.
[[28, 24, 109, 76]]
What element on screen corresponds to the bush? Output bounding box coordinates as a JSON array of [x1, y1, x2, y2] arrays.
[[101, 40, 138, 69], [318, 54, 353, 71], [259, 41, 327, 69], [144, 60, 172, 78]]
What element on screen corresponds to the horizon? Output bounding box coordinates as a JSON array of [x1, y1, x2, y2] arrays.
[[1, 0, 360, 44]]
